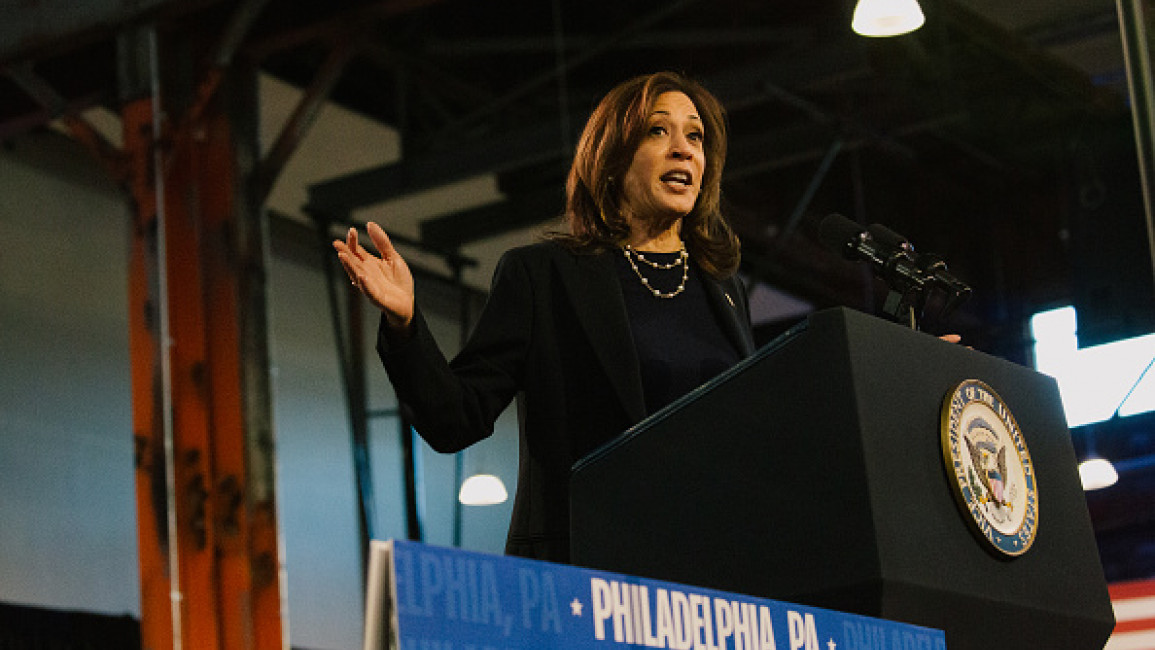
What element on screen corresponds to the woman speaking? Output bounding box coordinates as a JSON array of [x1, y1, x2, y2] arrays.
[[333, 71, 755, 563]]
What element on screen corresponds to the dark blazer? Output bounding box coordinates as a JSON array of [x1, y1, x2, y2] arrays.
[[378, 240, 755, 562]]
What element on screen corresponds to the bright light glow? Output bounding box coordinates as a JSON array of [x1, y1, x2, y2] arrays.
[[1031, 306, 1155, 427], [458, 474, 508, 506], [1079, 458, 1119, 490], [851, 0, 925, 37]]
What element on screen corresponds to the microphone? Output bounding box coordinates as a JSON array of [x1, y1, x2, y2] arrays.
[[866, 223, 913, 254], [866, 222, 972, 303], [818, 214, 929, 292], [818, 213, 972, 321]]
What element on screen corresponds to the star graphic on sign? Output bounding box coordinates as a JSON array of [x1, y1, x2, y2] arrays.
[[827, 639, 837, 650], [570, 598, 584, 616]]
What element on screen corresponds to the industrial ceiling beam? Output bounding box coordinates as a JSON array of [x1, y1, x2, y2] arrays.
[[307, 120, 572, 212], [427, 0, 701, 140], [4, 62, 125, 178], [0, 0, 218, 64], [256, 32, 361, 202], [360, 42, 497, 109], [422, 27, 805, 57], [938, 0, 1124, 115], [420, 185, 565, 249], [243, 0, 446, 61], [181, 0, 274, 128]]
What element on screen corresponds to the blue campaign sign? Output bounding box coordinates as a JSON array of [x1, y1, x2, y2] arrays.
[[363, 540, 946, 650]]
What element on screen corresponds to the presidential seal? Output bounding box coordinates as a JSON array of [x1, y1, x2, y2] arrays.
[[941, 380, 1038, 557]]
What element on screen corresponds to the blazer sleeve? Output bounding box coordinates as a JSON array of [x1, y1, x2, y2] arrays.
[[376, 249, 534, 453]]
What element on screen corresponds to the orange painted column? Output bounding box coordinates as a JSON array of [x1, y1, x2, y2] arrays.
[[125, 80, 284, 650]]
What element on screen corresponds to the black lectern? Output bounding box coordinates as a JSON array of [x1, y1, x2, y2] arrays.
[[570, 307, 1114, 650]]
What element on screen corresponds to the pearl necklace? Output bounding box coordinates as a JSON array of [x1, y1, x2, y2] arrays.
[[622, 243, 689, 298]]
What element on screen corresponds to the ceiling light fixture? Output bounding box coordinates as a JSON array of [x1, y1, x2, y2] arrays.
[[1079, 457, 1119, 491], [458, 474, 508, 506], [852, 0, 926, 37]]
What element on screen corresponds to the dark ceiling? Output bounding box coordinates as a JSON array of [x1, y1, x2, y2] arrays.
[[3, 0, 1154, 582], [271, 0, 1145, 352], [2, 0, 1145, 341]]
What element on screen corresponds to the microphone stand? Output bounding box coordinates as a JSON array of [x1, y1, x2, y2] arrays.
[[864, 224, 928, 329], [882, 286, 920, 329], [879, 265, 970, 331]]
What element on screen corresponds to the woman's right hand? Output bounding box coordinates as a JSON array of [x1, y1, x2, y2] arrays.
[[332, 221, 415, 332]]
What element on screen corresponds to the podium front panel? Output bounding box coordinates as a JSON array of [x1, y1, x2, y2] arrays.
[[570, 307, 1113, 650]]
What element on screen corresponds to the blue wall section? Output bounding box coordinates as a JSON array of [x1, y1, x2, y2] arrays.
[[0, 130, 519, 650]]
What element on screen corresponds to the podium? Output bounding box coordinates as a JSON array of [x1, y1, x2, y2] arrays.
[[570, 307, 1114, 649]]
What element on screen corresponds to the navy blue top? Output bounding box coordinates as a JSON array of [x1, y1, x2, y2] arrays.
[[614, 249, 741, 415]]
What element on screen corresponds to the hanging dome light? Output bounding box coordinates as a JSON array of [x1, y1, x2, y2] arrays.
[[458, 474, 509, 506], [852, 0, 926, 37], [1078, 457, 1119, 491]]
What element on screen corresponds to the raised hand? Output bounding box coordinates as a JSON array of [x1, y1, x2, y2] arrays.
[[332, 222, 415, 332]]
